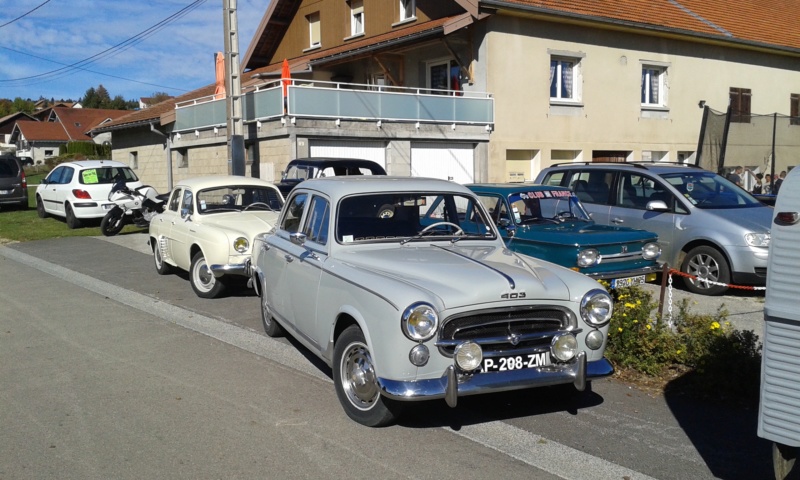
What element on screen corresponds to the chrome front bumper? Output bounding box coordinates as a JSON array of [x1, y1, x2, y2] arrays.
[[377, 353, 614, 407], [210, 258, 251, 278]]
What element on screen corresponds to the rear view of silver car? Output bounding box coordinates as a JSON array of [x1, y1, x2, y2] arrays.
[[759, 167, 800, 480], [536, 162, 772, 295]]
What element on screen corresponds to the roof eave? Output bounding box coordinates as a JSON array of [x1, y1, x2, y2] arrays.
[[482, 0, 800, 58]]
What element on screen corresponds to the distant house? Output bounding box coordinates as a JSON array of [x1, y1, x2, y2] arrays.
[[0, 112, 36, 151], [94, 0, 800, 192], [10, 107, 129, 164], [33, 99, 81, 111], [138, 96, 174, 110]]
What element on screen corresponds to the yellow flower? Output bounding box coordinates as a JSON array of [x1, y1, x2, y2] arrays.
[[710, 321, 721, 330], [636, 300, 642, 305], [646, 324, 652, 330], [624, 302, 636, 309], [622, 313, 627, 317], [618, 294, 627, 300], [677, 350, 682, 354], [618, 327, 623, 332]]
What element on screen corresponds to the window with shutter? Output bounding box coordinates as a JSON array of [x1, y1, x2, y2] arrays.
[[729, 87, 751, 123], [791, 94, 800, 126]]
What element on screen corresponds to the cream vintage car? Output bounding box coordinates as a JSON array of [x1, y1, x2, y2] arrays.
[[149, 175, 284, 298], [250, 176, 614, 426]]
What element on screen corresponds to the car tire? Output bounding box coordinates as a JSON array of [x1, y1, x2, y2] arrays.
[[152, 238, 173, 275], [260, 288, 284, 337], [36, 196, 48, 218], [681, 245, 730, 296], [333, 325, 403, 427], [190, 251, 225, 298], [65, 203, 82, 229]]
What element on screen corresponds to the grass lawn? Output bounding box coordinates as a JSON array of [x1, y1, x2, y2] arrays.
[[0, 191, 146, 243]]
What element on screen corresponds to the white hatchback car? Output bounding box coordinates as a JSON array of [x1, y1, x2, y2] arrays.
[[35, 160, 142, 228], [149, 175, 284, 298]]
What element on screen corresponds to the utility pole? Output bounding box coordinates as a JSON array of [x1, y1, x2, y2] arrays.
[[223, 0, 245, 176]]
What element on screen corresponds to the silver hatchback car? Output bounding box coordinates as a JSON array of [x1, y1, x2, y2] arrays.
[[535, 162, 772, 295]]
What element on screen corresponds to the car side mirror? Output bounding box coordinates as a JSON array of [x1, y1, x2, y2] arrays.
[[498, 218, 516, 237], [646, 200, 669, 211], [290, 232, 307, 246], [180, 208, 192, 220]]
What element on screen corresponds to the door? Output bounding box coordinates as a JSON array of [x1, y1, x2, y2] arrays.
[[309, 140, 387, 170], [411, 142, 474, 184], [41, 166, 71, 215], [166, 188, 195, 269]]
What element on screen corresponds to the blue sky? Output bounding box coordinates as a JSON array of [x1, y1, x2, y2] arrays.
[[0, 0, 267, 102]]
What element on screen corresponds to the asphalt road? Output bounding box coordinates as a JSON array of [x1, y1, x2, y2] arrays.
[[0, 233, 789, 480]]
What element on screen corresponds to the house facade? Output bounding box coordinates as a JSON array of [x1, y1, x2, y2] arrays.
[[95, 0, 800, 192]]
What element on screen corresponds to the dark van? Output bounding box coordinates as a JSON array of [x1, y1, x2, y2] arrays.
[[0, 155, 28, 209]]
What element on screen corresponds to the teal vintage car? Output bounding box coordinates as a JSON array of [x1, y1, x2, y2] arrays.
[[468, 184, 661, 287]]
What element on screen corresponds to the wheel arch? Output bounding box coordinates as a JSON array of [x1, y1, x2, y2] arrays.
[[678, 239, 730, 270]]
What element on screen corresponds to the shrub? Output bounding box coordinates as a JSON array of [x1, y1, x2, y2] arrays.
[[603, 284, 762, 403]]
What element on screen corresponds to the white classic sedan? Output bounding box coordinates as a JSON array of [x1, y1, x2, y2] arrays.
[[250, 176, 614, 426], [149, 175, 284, 298]]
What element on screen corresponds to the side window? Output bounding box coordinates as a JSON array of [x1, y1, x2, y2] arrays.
[[618, 173, 651, 209], [542, 171, 565, 187], [181, 189, 193, 213], [282, 193, 308, 233], [61, 167, 75, 185], [568, 170, 612, 205], [168, 189, 182, 212], [47, 166, 64, 184], [476, 194, 505, 222], [302, 196, 330, 245]]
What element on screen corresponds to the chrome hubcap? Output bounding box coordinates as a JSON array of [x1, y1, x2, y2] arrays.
[[687, 253, 719, 288], [341, 342, 378, 410]]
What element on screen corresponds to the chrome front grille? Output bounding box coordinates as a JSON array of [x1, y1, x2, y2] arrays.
[[437, 307, 573, 357]]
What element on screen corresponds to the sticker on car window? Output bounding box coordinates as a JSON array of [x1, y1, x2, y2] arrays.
[[82, 169, 99, 184]]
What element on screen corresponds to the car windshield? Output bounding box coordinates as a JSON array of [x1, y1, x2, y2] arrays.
[[505, 190, 591, 224], [282, 165, 317, 181], [659, 171, 762, 209], [79, 166, 139, 185], [337, 192, 496, 244], [196, 186, 284, 214]]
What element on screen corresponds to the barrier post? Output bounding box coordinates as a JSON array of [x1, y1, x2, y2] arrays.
[[657, 263, 670, 324]]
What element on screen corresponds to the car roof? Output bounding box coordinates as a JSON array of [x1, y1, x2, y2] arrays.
[[58, 159, 130, 169], [545, 161, 708, 175], [296, 176, 473, 198], [467, 183, 571, 194], [174, 175, 281, 191], [286, 157, 386, 172]]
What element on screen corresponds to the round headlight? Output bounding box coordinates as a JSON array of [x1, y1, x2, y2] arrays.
[[401, 303, 438, 341], [551, 334, 578, 362], [577, 248, 600, 267], [233, 237, 249, 253], [454, 341, 483, 371], [642, 242, 661, 260], [581, 289, 613, 326], [586, 330, 605, 350], [409, 344, 430, 366]]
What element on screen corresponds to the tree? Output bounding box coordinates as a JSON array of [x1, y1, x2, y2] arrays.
[[82, 87, 98, 108], [95, 84, 111, 108], [144, 91, 173, 107], [109, 95, 128, 110], [11, 97, 35, 114]]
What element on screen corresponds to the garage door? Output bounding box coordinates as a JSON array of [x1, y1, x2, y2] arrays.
[[411, 143, 474, 184], [309, 140, 387, 170]]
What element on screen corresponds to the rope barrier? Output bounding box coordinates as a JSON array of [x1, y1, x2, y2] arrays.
[[666, 268, 767, 291]]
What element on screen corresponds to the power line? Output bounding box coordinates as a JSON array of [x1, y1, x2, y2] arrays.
[[1, 0, 206, 88], [0, 0, 53, 29]]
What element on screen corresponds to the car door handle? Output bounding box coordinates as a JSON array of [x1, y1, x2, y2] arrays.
[[612, 217, 624, 224], [284, 255, 294, 262]]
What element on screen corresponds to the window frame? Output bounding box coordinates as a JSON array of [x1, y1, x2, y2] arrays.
[[350, 0, 364, 37], [641, 64, 667, 108], [548, 53, 583, 103], [791, 94, 800, 126], [399, 0, 415, 22], [307, 12, 321, 49], [729, 87, 752, 123]]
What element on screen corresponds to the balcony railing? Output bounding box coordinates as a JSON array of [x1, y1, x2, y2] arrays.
[[174, 80, 494, 132]]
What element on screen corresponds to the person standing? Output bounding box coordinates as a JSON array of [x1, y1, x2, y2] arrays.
[[727, 166, 744, 186], [752, 173, 763, 194], [764, 174, 773, 194], [774, 171, 786, 194]]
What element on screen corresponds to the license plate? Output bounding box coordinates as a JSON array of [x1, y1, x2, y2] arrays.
[[0, 190, 8, 195], [611, 275, 646, 289], [483, 352, 550, 372]]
